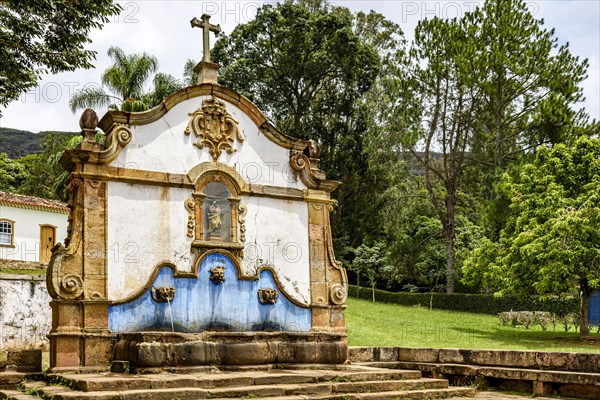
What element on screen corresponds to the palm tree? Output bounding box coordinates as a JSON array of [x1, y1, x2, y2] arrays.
[[183, 59, 198, 86], [69, 46, 158, 112], [141, 72, 183, 107]]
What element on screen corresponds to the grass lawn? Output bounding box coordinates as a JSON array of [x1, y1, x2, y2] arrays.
[[0, 268, 46, 275], [345, 298, 600, 353]]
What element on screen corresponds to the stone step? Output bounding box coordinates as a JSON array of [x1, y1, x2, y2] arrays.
[[262, 387, 477, 399], [47, 368, 422, 392], [21, 378, 460, 400], [0, 389, 42, 400], [19, 382, 68, 398], [0, 372, 37, 390]]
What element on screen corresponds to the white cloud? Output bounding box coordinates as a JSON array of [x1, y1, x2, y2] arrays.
[[1, 0, 598, 132]]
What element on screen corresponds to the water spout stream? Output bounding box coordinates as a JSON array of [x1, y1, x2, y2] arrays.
[[274, 302, 282, 332], [166, 297, 175, 333]]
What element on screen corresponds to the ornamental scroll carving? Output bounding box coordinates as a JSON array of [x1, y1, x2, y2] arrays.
[[184, 198, 195, 238], [329, 283, 347, 305], [185, 96, 244, 161], [238, 203, 247, 242], [47, 177, 85, 300]]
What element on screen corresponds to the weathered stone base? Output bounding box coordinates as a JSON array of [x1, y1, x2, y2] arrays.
[[1, 364, 476, 399], [114, 331, 348, 371], [350, 347, 600, 400], [48, 300, 114, 372], [2, 350, 42, 373]]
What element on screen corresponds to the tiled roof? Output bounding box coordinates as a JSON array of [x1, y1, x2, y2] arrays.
[[0, 191, 69, 213]]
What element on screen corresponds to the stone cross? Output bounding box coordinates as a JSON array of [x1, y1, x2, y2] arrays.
[[190, 14, 221, 63]]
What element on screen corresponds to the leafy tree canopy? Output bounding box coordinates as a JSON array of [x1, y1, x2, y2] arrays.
[[69, 46, 160, 112], [375, 0, 590, 292], [212, 1, 380, 140], [211, 1, 402, 264], [0, 0, 121, 113], [0, 152, 27, 192], [16, 133, 73, 200], [463, 135, 600, 336]]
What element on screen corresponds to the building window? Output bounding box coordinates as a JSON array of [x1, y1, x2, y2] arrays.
[[0, 219, 14, 247]]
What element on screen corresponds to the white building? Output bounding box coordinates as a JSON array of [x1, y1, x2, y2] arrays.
[[0, 191, 68, 263]]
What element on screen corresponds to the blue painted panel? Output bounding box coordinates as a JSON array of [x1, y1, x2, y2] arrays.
[[588, 290, 600, 325], [108, 253, 311, 332]]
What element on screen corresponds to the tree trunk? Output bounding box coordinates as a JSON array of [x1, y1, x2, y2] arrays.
[[443, 194, 457, 294], [580, 279, 592, 338], [372, 281, 376, 303], [444, 231, 455, 294]]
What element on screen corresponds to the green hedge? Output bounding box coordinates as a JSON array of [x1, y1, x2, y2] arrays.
[[349, 285, 578, 316]]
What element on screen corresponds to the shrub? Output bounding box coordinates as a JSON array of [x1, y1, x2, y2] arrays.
[[349, 285, 578, 316], [533, 312, 552, 331], [495, 310, 587, 331], [498, 312, 513, 325], [498, 311, 554, 330]]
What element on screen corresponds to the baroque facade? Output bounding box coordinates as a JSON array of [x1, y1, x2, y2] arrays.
[[47, 83, 348, 370]]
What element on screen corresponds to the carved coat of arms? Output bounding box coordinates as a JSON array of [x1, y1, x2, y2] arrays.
[[185, 96, 244, 160]]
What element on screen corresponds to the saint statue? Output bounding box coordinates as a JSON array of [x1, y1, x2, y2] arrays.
[[207, 200, 222, 234]]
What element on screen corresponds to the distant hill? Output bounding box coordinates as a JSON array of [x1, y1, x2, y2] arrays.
[[0, 127, 77, 159]]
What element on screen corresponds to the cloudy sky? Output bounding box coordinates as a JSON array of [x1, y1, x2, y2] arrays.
[[1, 0, 598, 133]]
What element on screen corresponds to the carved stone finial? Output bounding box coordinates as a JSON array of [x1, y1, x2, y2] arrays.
[[304, 139, 321, 159], [79, 108, 98, 144], [190, 13, 222, 84]]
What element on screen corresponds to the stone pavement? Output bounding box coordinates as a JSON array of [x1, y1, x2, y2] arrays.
[[452, 392, 571, 400]]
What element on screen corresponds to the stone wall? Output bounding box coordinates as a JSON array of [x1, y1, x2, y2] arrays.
[[350, 346, 600, 373], [349, 346, 600, 399], [0, 274, 50, 351], [0, 260, 46, 270]]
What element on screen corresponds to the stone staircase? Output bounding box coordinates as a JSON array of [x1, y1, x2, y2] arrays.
[[0, 364, 475, 400]]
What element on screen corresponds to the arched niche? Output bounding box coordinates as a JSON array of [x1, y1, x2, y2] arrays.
[[186, 166, 247, 261]]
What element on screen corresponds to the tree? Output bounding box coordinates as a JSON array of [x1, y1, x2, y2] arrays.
[[212, 2, 379, 140], [0, 1, 121, 114], [49, 135, 89, 200], [381, 176, 483, 294], [475, 0, 588, 166], [183, 59, 198, 87], [463, 136, 600, 337], [379, 0, 590, 293], [212, 2, 396, 263], [351, 241, 391, 302], [385, 15, 483, 293], [469, 0, 589, 239], [16, 133, 73, 200], [142, 72, 184, 107], [69, 46, 159, 112], [0, 152, 27, 192]]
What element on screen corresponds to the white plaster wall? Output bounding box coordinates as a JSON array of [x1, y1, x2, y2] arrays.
[[0, 205, 68, 262], [109, 96, 306, 190], [106, 183, 311, 306], [242, 196, 311, 306], [106, 94, 314, 306], [107, 182, 194, 301], [0, 276, 50, 350]]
